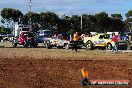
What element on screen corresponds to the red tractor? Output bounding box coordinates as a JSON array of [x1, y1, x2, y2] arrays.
[[12, 32, 38, 47]]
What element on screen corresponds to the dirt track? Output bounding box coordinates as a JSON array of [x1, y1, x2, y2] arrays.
[[0, 43, 132, 88]]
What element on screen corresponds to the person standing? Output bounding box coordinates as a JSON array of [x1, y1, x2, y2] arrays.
[[72, 32, 79, 52], [66, 34, 72, 50], [123, 34, 129, 41], [112, 33, 118, 52]]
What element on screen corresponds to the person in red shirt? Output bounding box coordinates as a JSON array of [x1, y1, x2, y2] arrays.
[[112, 33, 118, 52]]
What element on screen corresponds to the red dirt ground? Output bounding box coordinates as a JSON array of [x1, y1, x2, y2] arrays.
[[0, 58, 132, 88]]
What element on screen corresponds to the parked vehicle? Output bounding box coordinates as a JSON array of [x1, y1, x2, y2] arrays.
[[12, 32, 38, 47], [44, 33, 83, 49], [39, 30, 51, 37], [44, 34, 69, 49], [36, 36, 44, 43], [83, 33, 128, 50]]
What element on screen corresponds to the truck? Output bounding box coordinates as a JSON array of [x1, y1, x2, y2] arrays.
[[12, 23, 38, 47], [12, 32, 38, 47], [13, 23, 30, 37]]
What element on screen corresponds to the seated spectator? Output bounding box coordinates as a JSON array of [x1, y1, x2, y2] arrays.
[[118, 34, 122, 40], [123, 34, 129, 41]]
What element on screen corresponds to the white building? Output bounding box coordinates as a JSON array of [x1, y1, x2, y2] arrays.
[[13, 22, 29, 37]]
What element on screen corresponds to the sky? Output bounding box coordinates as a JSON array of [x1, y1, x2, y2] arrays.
[[0, 0, 132, 21]]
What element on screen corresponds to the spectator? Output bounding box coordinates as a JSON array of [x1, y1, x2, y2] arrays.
[[66, 34, 71, 50], [112, 33, 118, 52], [72, 32, 79, 52], [118, 33, 122, 40], [123, 34, 129, 41]]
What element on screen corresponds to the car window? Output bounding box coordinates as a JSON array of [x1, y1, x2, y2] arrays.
[[62, 34, 70, 40], [99, 35, 104, 39], [28, 33, 33, 37], [57, 35, 63, 39], [104, 34, 110, 39]]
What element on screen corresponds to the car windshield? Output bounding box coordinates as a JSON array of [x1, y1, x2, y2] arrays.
[[22, 28, 29, 31], [99, 35, 104, 39], [57, 34, 70, 40], [57, 35, 63, 39], [99, 34, 110, 39], [103, 34, 110, 39], [62, 34, 70, 40], [28, 33, 33, 37], [44, 31, 51, 34]]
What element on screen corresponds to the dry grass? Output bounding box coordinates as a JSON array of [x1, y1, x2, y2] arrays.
[[0, 42, 132, 60]]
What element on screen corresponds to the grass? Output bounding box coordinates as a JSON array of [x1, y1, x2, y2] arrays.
[[0, 42, 132, 60]]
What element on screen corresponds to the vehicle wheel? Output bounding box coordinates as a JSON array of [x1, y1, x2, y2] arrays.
[[12, 42, 17, 47], [107, 43, 112, 50], [33, 42, 38, 47], [45, 43, 52, 49], [86, 41, 93, 50], [123, 46, 127, 50], [65, 43, 69, 49], [24, 41, 29, 47], [130, 47, 132, 50]]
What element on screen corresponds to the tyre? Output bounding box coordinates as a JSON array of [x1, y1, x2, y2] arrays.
[[45, 43, 52, 49], [33, 42, 38, 47], [12, 42, 17, 47], [65, 43, 69, 49], [130, 46, 132, 50], [123, 46, 127, 50], [86, 41, 93, 50], [107, 43, 112, 50], [24, 41, 29, 47]]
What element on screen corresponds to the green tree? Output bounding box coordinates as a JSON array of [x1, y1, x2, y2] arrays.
[[70, 15, 81, 32], [58, 15, 71, 33], [81, 14, 96, 33], [125, 10, 132, 32], [0, 26, 5, 33], [21, 12, 41, 32], [1, 8, 23, 27], [111, 14, 123, 20], [40, 11, 59, 32], [95, 12, 110, 32]]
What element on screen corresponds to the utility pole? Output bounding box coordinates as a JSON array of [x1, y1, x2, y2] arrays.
[[29, 0, 32, 31], [81, 15, 83, 33]]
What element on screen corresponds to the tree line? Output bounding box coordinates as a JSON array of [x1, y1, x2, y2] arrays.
[[0, 8, 132, 34]]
